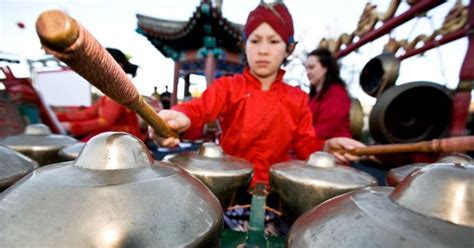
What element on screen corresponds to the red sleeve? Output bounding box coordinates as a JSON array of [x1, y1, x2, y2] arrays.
[[56, 102, 100, 121], [69, 97, 124, 136], [313, 85, 352, 139], [292, 93, 326, 159], [172, 78, 230, 135]]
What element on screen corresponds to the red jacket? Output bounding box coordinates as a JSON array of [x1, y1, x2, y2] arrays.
[[173, 69, 325, 186], [56, 96, 142, 141], [309, 84, 352, 139]]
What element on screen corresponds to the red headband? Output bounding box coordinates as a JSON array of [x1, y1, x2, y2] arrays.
[[243, 2, 295, 45]]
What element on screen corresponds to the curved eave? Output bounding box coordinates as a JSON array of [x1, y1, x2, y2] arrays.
[[136, 14, 188, 35], [136, 2, 243, 58]]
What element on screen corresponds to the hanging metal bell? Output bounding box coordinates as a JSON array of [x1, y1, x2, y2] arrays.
[[359, 52, 400, 98], [287, 163, 474, 247], [270, 152, 377, 221], [165, 142, 253, 208], [369, 81, 452, 144], [0, 132, 223, 247], [0, 123, 78, 165], [0, 145, 38, 191]]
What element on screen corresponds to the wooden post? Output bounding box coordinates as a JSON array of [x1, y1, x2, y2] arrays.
[[184, 73, 191, 99], [204, 52, 216, 85], [171, 62, 181, 106], [450, 0, 474, 136]]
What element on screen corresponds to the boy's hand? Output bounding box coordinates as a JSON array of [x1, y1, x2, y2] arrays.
[[324, 137, 366, 163], [149, 110, 191, 147]]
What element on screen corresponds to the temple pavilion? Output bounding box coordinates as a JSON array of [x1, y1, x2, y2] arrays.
[[136, 0, 244, 106]]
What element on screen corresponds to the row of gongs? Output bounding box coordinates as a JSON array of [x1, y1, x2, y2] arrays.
[[0, 124, 76, 190], [0, 124, 375, 212], [0, 125, 473, 247]]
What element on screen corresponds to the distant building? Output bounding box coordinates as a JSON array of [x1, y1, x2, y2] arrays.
[[136, 0, 244, 106]]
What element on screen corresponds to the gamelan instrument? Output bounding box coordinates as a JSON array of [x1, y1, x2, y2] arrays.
[[0, 145, 38, 191], [386, 153, 472, 186], [0, 123, 78, 166], [0, 132, 222, 247], [164, 142, 253, 209], [270, 152, 377, 222], [287, 163, 474, 247]]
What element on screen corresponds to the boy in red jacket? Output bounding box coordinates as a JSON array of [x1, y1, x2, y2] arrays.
[[152, 2, 364, 187]]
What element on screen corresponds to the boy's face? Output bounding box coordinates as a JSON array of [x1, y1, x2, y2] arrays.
[[245, 22, 288, 81]]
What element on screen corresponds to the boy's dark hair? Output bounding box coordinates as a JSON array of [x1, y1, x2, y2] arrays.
[[308, 48, 346, 100]]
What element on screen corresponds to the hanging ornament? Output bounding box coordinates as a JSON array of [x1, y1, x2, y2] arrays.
[[16, 21, 25, 29]]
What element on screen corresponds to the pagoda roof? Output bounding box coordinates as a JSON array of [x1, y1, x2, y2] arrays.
[[136, 1, 244, 61]]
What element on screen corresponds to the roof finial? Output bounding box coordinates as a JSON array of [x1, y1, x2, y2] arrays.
[[215, 0, 223, 11]]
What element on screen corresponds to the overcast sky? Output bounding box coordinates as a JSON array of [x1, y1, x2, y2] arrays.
[[0, 0, 469, 106]]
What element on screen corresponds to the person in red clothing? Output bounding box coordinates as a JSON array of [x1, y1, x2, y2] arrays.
[[151, 2, 364, 187], [305, 48, 352, 139], [57, 48, 142, 142]]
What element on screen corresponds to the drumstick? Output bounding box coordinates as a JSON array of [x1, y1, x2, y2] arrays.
[[35, 10, 178, 138], [333, 136, 474, 156]]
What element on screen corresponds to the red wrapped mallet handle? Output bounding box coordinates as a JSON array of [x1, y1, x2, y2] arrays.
[[35, 10, 178, 138]]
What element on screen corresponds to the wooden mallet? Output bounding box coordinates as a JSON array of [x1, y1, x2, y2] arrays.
[[332, 136, 474, 156], [35, 10, 178, 138]]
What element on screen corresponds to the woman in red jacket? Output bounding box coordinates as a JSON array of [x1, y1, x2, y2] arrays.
[[151, 2, 364, 187], [305, 48, 352, 139]]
